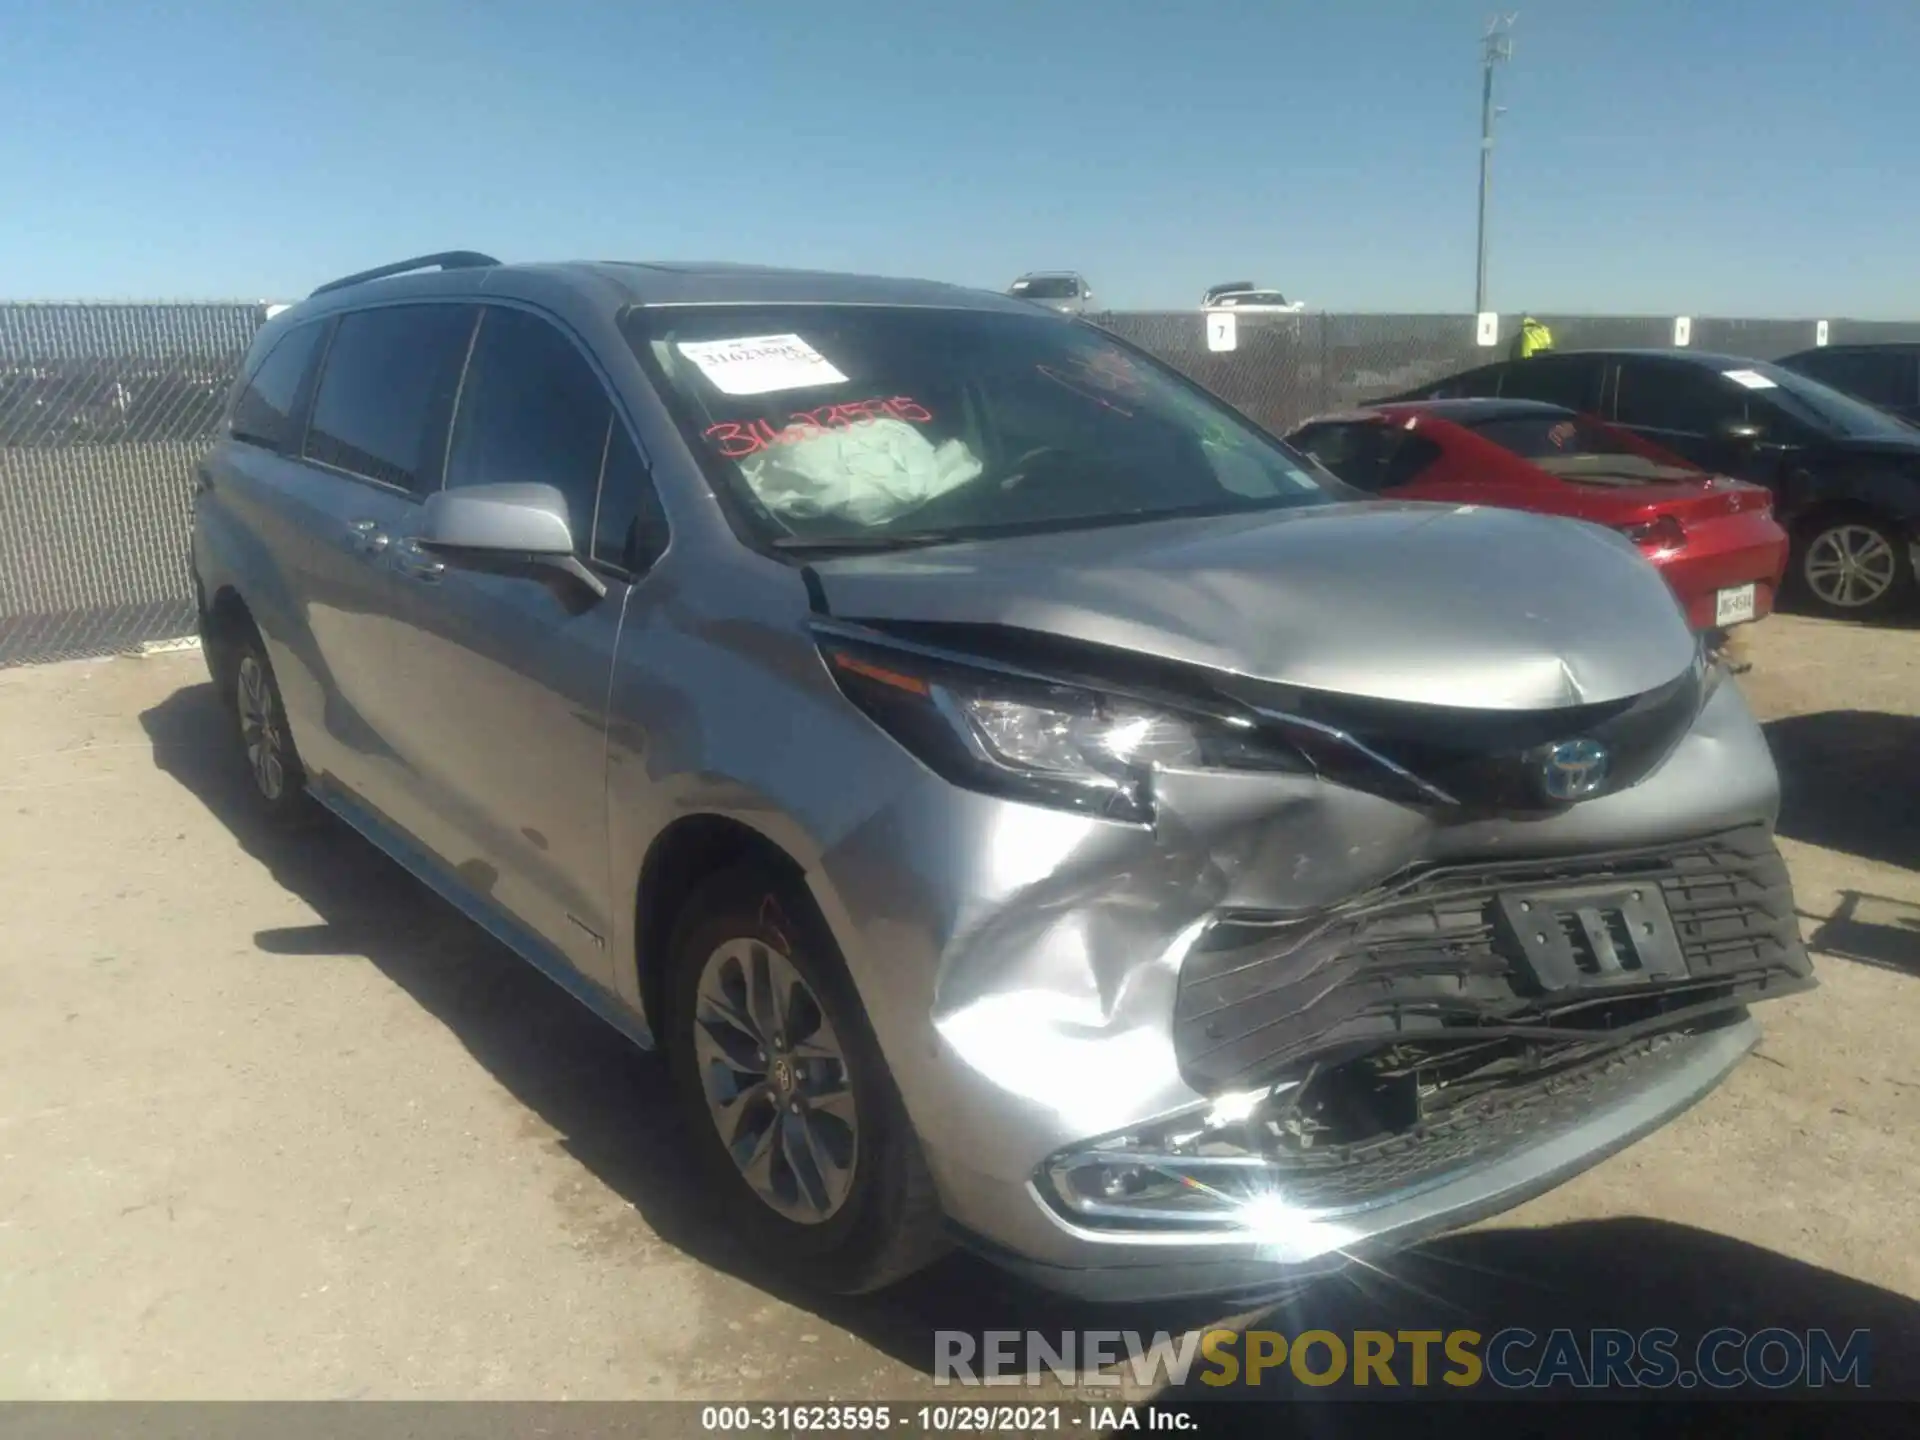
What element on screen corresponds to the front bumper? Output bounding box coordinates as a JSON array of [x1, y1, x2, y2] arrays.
[[967, 1014, 1759, 1303]]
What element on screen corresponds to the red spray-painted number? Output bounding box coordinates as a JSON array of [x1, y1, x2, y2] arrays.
[[705, 396, 934, 459]]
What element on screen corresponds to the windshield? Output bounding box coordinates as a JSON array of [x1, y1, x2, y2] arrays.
[[1740, 361, 1915, 440], [625, 305, 1335, 548], [1218, 292, 1289, 307], [1009, 276, 1081, 301]]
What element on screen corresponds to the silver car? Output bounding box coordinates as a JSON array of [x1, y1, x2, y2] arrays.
[[192, 253, 1813, 1302], [1007, 271, 1093, 315]]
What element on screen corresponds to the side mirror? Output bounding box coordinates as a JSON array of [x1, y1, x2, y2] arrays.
[[417, 482, 607, 599], [1717, 418, 1765, 445]]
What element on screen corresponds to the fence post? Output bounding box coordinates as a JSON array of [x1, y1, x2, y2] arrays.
[[1316, 313, 1330, 415]]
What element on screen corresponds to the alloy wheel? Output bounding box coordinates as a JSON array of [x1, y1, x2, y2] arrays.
[[236, 654, 287, 801], [1803, 524, 1897, 610], [692, 937, 859, 1224]]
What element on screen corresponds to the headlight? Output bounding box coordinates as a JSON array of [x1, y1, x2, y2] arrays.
[[1042, 1080, 1307, 1229], [818, 638, 1308, 823]]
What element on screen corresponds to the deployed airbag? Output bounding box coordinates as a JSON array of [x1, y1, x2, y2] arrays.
[[740, 420, 984, 528]]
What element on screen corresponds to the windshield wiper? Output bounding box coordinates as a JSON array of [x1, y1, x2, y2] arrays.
[[770, 531, 967, 554]]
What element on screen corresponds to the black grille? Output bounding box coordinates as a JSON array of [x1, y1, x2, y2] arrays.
[[1174, 823, 1812, 1092]]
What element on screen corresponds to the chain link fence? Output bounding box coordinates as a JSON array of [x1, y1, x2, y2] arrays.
[[5, 300, 1919, 667], [1, 303, 267, 665]]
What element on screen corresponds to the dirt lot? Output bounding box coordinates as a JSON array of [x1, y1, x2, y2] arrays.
[[1, 616, 1917, 1399]]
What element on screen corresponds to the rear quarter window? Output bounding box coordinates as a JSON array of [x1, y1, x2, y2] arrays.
[[228, 322, 327, 452]]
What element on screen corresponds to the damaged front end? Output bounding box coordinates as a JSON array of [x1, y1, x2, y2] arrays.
[[803, 601, 1811, 1290], [1044, 825, 1811, 1233], [1047, 1022, 1751, 1232]]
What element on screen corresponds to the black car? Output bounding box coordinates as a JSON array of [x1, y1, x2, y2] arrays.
[[1775, 343, 1920, 424], [1384, 349, 1920, 619]]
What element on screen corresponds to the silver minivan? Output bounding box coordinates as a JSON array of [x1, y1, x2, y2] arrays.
[[192, 253, 1813, 1302]]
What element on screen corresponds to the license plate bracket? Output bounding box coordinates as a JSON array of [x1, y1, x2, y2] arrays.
[[1494, 883, 1689, 994], [1715, 583, 1757, 626]]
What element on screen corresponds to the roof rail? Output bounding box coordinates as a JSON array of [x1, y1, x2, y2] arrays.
[[309, 250, 501, 298]]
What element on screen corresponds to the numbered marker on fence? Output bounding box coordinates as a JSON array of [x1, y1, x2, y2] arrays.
[[1475, 312, 1500, 347], [1816, 320, 1830, 347], [1206, 310, 1238, 353], [1673, 316, 1692, 347]]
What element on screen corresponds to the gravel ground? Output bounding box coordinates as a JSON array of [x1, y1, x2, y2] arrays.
[[0, 614, 1915, 1399]]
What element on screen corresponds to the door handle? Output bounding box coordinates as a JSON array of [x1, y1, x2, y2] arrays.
[[393, 538, 446, 584], [348, 518, 390, 556]]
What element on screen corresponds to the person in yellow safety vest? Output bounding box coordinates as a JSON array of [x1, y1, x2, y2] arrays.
[[1510, 314, 1554, 360]]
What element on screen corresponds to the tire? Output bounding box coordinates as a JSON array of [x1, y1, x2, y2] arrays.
[[1791, 511, 1916, 621], [229, 631, 311, 822], [664, 864, 947, 1293]]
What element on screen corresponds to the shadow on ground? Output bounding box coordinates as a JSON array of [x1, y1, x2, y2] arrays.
[[1139, 1218, 1917, 1405], [139, 682, 1179, 1356], [1765, 710, 1920, 875], [144, 681, 1919, 1406], [1801, 890, 1920, 978], [1772, 592, 1920, 630]]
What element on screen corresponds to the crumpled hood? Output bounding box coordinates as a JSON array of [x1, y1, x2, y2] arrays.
[[810, 501, 1698, 710]]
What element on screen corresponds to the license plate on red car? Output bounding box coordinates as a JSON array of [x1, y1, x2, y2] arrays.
[[1715, 583, 1757, 626]]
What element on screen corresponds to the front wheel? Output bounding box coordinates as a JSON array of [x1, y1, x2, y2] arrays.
[[1793, 513, 1915, 621], [664, 865, 947, 1293]]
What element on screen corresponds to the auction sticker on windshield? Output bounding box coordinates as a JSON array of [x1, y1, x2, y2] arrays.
[[678, 334, 850, 395]]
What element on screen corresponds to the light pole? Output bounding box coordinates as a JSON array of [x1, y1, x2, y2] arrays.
[[1474, 14, 1516, 315]]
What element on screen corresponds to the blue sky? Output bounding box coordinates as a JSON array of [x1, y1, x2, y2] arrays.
[[4, 0, 1916, 314]]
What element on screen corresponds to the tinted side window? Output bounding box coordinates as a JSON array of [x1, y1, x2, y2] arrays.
[[1796, 351, 1914, 409], [595, 422, 670, 571], [1293, 422, 1441, 492], [305, 305, 476, 493], [445, 307, 613, 542], [1292, 423, 1375, 485], [1613, 361, 1745, 434], [1417, 365, 1503, 400], [1499, 355, 1602, 410], [229, 322, 326, 451], [1784, 350, 1841, 387], [1380, 431, 1443, 488]]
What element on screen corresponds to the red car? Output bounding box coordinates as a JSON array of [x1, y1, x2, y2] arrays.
[[1288, 399, 1790, 634]]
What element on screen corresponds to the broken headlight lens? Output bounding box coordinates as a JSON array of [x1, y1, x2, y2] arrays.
[[819, 639, 1308, 822], [1043, 1082, 1305, 1228]]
